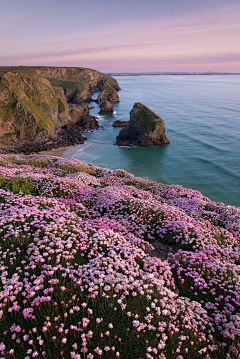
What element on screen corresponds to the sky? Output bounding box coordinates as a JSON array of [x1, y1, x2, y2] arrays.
[[0, 0, 240, 72]]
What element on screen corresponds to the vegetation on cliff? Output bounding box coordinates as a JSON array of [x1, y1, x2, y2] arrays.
[[0, 153, 239, 358], [0, 72, 99, 154]]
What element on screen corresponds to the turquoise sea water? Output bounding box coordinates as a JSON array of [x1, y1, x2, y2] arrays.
[[61, 75, 240, 207]]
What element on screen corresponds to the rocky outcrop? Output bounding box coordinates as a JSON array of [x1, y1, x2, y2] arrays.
[[113, 120, 129, 127], [0, 72, 98, 154], [116, 102, 170, 147], [0, 66, 120, 105], [99, 101, 114, 114], [97, 86, 120, 104]]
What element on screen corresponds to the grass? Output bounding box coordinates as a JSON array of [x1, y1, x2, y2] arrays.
[[134, 103, 163, 132], [104, 86, 115, 93], [18, 97, 54, 131], [0, 66, 14, 74], [47, 77, 86, 93]]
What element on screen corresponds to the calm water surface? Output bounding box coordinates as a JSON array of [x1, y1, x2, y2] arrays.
[[61, 75, 240, 207]]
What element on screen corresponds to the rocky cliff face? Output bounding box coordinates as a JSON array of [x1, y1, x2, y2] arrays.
[[97, 86, 120, 104], [0, 72, 98, 154], [0, 66, 120, 104], [116, 102, 170, 147]]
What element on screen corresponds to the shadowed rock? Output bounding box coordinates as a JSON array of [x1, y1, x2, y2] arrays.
[[116, 102, 170, 147], [99, 101, 114, 114]]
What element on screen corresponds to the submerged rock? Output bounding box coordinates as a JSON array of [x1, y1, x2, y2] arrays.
[[116, 102, 170, 147], [113, 120, 129, 127], [99, 101, 114, 114]]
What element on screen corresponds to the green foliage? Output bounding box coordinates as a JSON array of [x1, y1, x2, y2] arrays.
[[47, 77, 86, 93], [13, 157, 52, 169], [124, 180, 150, 191], [135, 103, 160, 131], [58, 162, 90, 174], [0, 175, 39, 195]]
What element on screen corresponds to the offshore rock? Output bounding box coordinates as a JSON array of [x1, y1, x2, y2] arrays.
[[99, 101, 114, 114], [116, 102, 170, 147], [97, 86, 120, 104], [113, 120, 129, 127]]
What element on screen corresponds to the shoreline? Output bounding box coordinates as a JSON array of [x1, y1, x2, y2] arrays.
[[39, 146, 70, 158], [39, 140, 92, 160]]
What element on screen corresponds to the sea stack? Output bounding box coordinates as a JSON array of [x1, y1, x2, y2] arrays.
[[116, 102, 170, 147], [99, 100, 114, 114]]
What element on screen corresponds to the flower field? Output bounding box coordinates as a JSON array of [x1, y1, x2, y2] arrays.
[[0, 154, 239, 359]]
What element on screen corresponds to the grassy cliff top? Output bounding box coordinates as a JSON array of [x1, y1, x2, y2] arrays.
[[0, 66, 120, 92]]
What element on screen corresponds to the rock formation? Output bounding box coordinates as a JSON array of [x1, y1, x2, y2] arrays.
[[97, 86, 120, 104], [99, 101, 114, 114], [116, 102, 170, 147], [113, 120, 129, 127], [0, 72, 98, 154]]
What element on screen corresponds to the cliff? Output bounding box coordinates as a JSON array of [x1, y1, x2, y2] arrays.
[[0, 72, 98, 153], [116, 102, 170, 146], [0, 66, 121, 104]]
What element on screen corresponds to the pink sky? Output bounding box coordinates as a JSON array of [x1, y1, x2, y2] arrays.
[[0, 0, 239, 72]]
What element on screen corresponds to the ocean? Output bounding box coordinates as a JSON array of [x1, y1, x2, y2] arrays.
[[60, 75, 240, 207]]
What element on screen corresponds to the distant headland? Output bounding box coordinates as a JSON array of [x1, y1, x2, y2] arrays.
[[107, 71, 240, 76]]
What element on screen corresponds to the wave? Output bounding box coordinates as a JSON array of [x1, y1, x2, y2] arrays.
[[196, 156, 240, 181]]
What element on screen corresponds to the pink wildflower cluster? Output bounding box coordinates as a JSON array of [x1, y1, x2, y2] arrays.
[[0, 154, 239, 358]]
